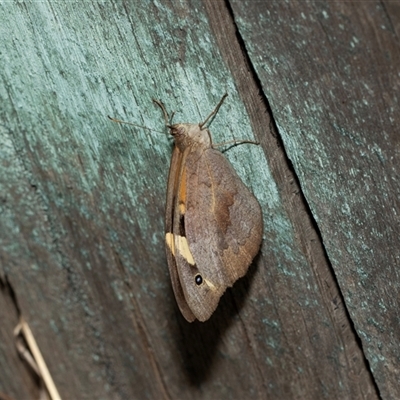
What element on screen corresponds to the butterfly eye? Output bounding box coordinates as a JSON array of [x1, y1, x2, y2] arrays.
[[195, 274, 203, 285]]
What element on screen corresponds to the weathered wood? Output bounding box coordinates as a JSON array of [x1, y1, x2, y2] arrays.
[[228, 1, 400, 398], [0, 1, 396, 399]]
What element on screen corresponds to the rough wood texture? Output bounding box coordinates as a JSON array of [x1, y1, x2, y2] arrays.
[[227, 1, 400, 398], [0, 1, 397, 399]]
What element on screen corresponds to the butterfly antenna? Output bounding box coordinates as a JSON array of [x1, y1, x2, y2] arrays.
[[200, 93, 228, 128], [107, 115, 165, 134], [153, 99, 175, 128]]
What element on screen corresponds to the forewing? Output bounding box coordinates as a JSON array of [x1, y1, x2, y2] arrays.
[[182, 148, 263, 321], [165, 146, 196, 322]]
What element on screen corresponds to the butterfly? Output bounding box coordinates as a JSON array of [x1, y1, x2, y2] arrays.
[[156, 94, 263, 322]]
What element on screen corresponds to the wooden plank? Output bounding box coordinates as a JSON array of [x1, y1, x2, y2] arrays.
[[0, 1, 383, 399], [229, 1, 400, 398], [204, 2, 379, 399]]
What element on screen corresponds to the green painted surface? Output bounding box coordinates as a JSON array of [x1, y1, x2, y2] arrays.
[[0, 1, 383, 399], [232, 1, 400, 398], [0, 2, 278, 399]]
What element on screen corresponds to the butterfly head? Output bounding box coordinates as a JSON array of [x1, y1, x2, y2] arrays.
[[168, 123, 212, 150]]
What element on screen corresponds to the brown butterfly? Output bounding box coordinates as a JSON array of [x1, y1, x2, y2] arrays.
[[155, 94, 263, 322]]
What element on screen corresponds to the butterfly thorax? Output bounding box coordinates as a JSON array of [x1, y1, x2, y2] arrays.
[[169, 123, 212, 151]]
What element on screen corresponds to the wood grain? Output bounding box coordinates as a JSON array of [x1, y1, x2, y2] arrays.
[[0, 1, 396, 399], [227, 1, 399, 398]]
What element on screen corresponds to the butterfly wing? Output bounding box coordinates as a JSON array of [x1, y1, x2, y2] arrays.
[[180, 148, 263, 321], [165, 146, 196, 322]]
